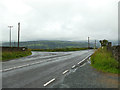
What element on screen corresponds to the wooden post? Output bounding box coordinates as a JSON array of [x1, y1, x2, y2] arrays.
[[8, 26, 13, 47], [94, 40, 96, 49], [18, 22, 20, 48], [88, 37, 90, 49]]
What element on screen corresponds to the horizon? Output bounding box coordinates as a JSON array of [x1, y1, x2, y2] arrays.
[[1, 39, 118, 43]]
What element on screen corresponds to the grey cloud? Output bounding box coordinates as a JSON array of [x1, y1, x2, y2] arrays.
[[0, 0, 119, 42]]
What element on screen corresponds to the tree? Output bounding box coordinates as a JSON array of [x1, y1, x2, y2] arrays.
[[99, 39, 108, 47]]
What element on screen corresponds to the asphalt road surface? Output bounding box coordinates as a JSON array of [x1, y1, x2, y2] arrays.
[[2, 50, 94, 88]]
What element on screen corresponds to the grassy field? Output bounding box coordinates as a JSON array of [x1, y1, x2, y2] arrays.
[[31, 47, 91, 52], [2, 49, 32, 61], [91, 47, 120, 74]]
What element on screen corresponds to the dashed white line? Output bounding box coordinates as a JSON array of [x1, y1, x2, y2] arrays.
[[62, 70, 69, 75], [43, 78, 56, 87], [72, 65, 76, 69]]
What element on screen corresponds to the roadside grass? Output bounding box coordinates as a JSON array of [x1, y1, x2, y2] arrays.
[[31, 47, 91, 52], [2, 49, 32, 61], [91, 47, 120, 74]]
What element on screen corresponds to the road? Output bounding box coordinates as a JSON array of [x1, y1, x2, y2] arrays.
[[2, 50, 94, 88]]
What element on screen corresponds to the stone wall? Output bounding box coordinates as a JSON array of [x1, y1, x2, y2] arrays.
[[107, 43, 120, 62], [1, 47, 28, 52]]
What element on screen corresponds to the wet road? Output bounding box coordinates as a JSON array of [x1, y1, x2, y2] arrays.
[[2, 50, 94, 88], [53, 62, 119, 88]]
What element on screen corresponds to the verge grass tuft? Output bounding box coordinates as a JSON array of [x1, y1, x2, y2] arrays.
[[91, 47, 120, 74], [2, 49, 32, 61]]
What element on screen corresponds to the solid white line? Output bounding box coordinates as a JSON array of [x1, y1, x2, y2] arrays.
[[2, 61, 41, 72], [43, 78, 56, 87], [3, 67, 14, 71], [34, 62, 40, 64], [78, 61, 82, 65], [80, 63, 86, 67], [20, 64, 28, 67], [62, 70, 69, 74], [77, 54, 92, 65], [17, 65, 24, 68]]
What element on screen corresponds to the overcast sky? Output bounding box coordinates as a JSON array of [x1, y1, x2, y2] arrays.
[[0, 0, 119, 42]]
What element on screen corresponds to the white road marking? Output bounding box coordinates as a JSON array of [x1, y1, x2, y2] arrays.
[[80, 63, 86, 67], [3, 68, 14, 71], [72, 65, 76, 69], [43, 78, 56, 87], [77, 54, 92, 65], [2, 62, 42, 72], [62, 70, 69, 74], [2, 53, 93, 72], [34, 62, 40, 64], [16, 65, 24, 68]]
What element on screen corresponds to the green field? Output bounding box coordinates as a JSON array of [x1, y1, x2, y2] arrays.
[[2, 40, 97, 49], [2, 49, 32, 61], [91, 47, 120, 74], [31, 47, 91, 52]]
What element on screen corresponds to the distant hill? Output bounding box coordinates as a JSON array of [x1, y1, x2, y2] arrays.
[[2, 40, 100, 49]]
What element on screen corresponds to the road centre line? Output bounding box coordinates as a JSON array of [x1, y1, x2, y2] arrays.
[[62, 70, 69, 74], [43, 78, 56, 87], [72, 65, 76, 69]]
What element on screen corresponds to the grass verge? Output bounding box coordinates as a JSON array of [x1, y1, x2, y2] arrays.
[[31, 47, 91, 52], [91, 47, 120, 74], [1, 49, 32, 61]]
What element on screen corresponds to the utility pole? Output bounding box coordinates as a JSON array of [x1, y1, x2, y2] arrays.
[[88, 37, 90, 49], [8, 26, 13, 47], [118, 1, 120, 45], [14, 41, 16, 47], [18, 22, 20, 48], [94, 40, 96, 49]]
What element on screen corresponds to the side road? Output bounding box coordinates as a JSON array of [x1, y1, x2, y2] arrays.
[[53, 61, 119, 88]]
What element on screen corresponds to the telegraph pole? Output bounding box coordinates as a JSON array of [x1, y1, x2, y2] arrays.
[[94, 40, 96, 49], [8, 26, 13, 47], [18, 22, 20, 48], [88, 37, 90, 49], [14, 41, 16, 47]]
